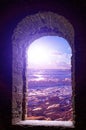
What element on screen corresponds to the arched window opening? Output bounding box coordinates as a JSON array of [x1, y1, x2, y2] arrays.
[[25, 36, 73, 123], [12, 12, 74, 127]]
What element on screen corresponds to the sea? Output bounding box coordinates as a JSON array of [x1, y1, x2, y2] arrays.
[[27, 69, 73, 120], [28, 69, 72, 89]]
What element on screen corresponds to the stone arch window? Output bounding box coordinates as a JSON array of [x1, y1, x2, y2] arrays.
[[12, 12, 74, 127]]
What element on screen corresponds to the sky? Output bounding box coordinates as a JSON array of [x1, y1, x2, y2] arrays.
[[27, 36, 72, 69]]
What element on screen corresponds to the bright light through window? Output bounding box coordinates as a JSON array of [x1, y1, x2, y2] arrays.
[[26, 36, 73, 122], [27, 36, 72, 69], [27, 46, 51, 65]]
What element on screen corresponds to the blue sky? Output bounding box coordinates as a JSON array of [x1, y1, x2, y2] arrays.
[[27, 36, 72, 69]]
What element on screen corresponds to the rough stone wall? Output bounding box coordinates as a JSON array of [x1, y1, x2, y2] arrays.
[[12, 12, 74, 124]]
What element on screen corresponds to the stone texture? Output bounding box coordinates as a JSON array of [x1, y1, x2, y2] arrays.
[[12, 12, 74, 124]]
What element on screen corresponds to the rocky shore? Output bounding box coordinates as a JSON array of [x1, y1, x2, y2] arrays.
[[27, 85, 73, 121]]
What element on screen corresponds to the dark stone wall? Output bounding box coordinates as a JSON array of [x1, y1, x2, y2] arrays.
[[0, 0, 86, 130]]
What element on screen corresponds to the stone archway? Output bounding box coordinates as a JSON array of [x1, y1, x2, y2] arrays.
[[12, 12, 74, 125]]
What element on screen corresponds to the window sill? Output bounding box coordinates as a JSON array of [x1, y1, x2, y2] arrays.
[[16, 120, 74, 127]]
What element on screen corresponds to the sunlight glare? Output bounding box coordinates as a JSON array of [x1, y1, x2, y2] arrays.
[[27, 45, 51, 65], [26, 36, 71, 69]]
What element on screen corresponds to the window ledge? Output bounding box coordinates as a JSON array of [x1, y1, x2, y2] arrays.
[[16, 120, 74, 127]]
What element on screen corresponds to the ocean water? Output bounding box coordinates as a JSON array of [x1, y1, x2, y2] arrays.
[[28, 69, 72, 89], [27, 69, 73, 121]]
